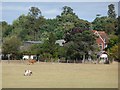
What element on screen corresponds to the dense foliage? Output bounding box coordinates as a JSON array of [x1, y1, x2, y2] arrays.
[[1, 4, 119, 62]]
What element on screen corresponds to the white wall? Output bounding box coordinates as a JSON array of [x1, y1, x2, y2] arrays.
[[23, 55, 36, 60]]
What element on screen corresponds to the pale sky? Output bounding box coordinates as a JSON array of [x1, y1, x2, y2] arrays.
[[0, 1, 119, 24]]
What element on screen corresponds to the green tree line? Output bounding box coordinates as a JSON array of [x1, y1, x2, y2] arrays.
[[1, 4, 119, 62]]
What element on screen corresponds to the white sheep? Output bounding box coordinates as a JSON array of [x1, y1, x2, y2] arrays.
[[24, 70, 32, 76]]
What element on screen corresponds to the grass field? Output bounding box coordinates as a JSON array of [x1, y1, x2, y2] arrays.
[[0, 62, 2, 89], [2, 61, 118, 88]]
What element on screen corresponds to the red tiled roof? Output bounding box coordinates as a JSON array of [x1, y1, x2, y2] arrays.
[[97, 31, 108, 43], [98, 31, 107, 37], [91, 30, 97, 33], [92, 30, 108, 50], [96, 38, 104, 44], [91, 30, 108, 41]]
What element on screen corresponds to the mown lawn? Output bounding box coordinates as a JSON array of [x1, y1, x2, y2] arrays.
[[0, 62, 2, 89], [2, 61, 118, 88]]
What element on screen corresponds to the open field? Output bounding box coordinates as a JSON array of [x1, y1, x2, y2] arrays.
[[2, 61, 118, 88], [0, 62, 2, 89]]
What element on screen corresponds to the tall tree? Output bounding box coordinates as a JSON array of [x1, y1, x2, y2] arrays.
[[28, 7, 43, 40], [92, 16, 117, 34], [56, 6, 90, 39], [64, 27, 97, 61], [62, 6, 75, 15], [28, 7, 41, 19], [92, 4, 117, 34], [108, 4, 116, 19]]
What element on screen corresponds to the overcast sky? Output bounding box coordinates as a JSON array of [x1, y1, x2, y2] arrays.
[[1, 2, 118, 24]]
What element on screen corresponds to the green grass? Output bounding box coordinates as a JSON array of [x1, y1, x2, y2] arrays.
[[2, 61, 118, 88], [0, 62, 2, 89]]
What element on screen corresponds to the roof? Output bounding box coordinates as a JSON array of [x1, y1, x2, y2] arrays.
[[91, 30, 97, 33], [96, 38, 104, 44], [92, 30, 106, 36], [55, 39, 65, 46], [23, 40, 66, 47], [24, 41, 43, 44], [98, 31, 108, 43], [92, 30, 108, 43]]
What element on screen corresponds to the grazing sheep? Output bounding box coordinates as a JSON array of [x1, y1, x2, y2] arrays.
[[24, 70, 32, 76]]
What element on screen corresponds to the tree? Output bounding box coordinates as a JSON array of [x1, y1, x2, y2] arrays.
[[108, 4, 116, 19], [55, 6, 90, 40], [117, 16, 120, 36], [92, 4, 117, 34], [45, 32, 57, 56], [62, 6, 75, 15], [28, 7, 43, 40], [12, 14, 33, 41], [108, 44, 118, 61], [28, 7, 41, 19], [40, 19, 60, 40], [2, 36, 21, 59], [11, 7, 46, 41], [31, 32, 59, 61], [107, 35, 119, 49], [92, 16, 117, 34], [56, 6, 76, 36], [64, 27, 98, 62], [1, 21, 13, 38]]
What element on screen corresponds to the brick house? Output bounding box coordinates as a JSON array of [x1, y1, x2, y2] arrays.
[[92, 30, 108, 51]]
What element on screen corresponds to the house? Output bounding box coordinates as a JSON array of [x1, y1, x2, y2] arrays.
[[92, 30, 108, 51]]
